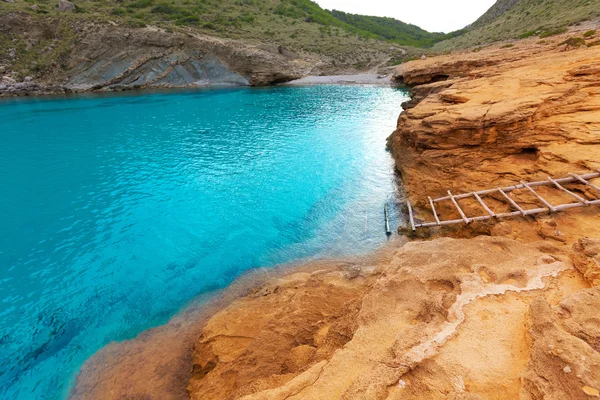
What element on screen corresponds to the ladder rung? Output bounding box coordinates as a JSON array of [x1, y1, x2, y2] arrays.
[[473, 192, 496, 218], [521, 181, 556, 212], [448, 190, 471, 225], [428, 196, 441, 225], [406, 200, 416, 232], [548, 176, 590, 205], [497, 188, 527, 216]]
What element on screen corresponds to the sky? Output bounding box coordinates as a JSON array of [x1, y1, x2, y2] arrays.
[[314, 0, 498, 33]]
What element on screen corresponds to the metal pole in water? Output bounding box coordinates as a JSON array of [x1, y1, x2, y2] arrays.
[[384, 203, 391, 236]]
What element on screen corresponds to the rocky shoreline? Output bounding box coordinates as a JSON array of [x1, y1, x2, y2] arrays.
[[0, 73, 396, 98], [70, 26, 600, 400]]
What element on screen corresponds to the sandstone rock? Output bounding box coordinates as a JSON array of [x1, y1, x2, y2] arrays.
[[491, 222, 512, 237], [583, 386, 600, 397], [572, 238, 600, 286], [184, 237, 571, 400], [57, 0, 76, 12], [521, 295, 600, 400], [69, 236, 583, 400], [558, 287, 600, 352], [537, 220, 567, 243], [387, 37, 600, 239], [439, 91, 470, 104]]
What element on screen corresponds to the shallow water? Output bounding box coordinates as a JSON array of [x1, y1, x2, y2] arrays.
[[0, 85, 408, 399]]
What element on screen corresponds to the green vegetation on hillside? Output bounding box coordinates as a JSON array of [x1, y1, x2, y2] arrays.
[[1, 0, 454, 49], [330, 10, 465, 47], [435, 0, 600, 50]]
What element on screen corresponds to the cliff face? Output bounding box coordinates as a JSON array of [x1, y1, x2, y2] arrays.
[[388, 27, 600, 240], [0, 13, 316, 96]]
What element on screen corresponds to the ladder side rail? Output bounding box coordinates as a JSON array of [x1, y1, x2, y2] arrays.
[[568, 173, 600, 195], [554, 200, 600, 212], [406, 200, 416, 232], [433, 172, 600, 202], [428, 196, 441, 225]]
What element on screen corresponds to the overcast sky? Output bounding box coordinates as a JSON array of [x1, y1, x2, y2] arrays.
[[314, 0, 497, 33]]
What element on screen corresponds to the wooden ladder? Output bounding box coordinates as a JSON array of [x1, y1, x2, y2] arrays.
[[406, 171, 600, 231]]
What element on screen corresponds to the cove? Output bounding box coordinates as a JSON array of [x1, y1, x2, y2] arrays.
[[0, 85, 408, 399]]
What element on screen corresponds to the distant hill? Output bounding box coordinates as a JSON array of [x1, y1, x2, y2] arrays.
[[329, 10, 462, 48], [435, 0, 600, 50], [470, 0, 522, 29], [0, 0, 454, 49]]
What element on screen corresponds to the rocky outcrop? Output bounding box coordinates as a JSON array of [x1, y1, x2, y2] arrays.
[[391, 43, 554, 85], [57, 0, 75, 12], [188, 263, 374, 399], [572, 239, 600, 286], [388, 29, 600, 239], [521, 293, 600, 399], [64, 28, 313, 90], [0, 13, 315, 96]]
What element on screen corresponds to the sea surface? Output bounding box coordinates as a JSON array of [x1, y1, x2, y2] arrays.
[[0, 85, 408, 399]]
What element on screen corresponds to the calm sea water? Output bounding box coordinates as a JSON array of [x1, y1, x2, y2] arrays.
[[0, 85, 408, 399]]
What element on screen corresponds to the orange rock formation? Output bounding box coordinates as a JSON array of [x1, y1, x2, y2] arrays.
[[388, 31, 600, 241]]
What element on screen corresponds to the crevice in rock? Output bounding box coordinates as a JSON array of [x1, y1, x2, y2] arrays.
[[395, 259, 569, 386]]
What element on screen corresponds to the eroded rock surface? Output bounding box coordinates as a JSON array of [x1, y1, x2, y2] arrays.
[[388, 29, 600, 240], [521, 293, 600, 400], [572, 238, 600, 286], [184, 237, 588, 400]]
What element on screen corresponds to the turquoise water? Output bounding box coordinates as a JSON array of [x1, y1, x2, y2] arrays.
[[0, 85, 407, 399]]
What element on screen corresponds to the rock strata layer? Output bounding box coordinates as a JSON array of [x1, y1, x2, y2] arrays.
[[0, 13, 315, 96], [388, 28, 600, 239]]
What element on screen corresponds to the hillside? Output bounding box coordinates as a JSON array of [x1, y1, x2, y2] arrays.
[[435, 0, 600, 50], [0, 0, 454, 48], [329, 10, 463, 48], [0, 0, 454, 89], [469, 0, 521, 29]]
